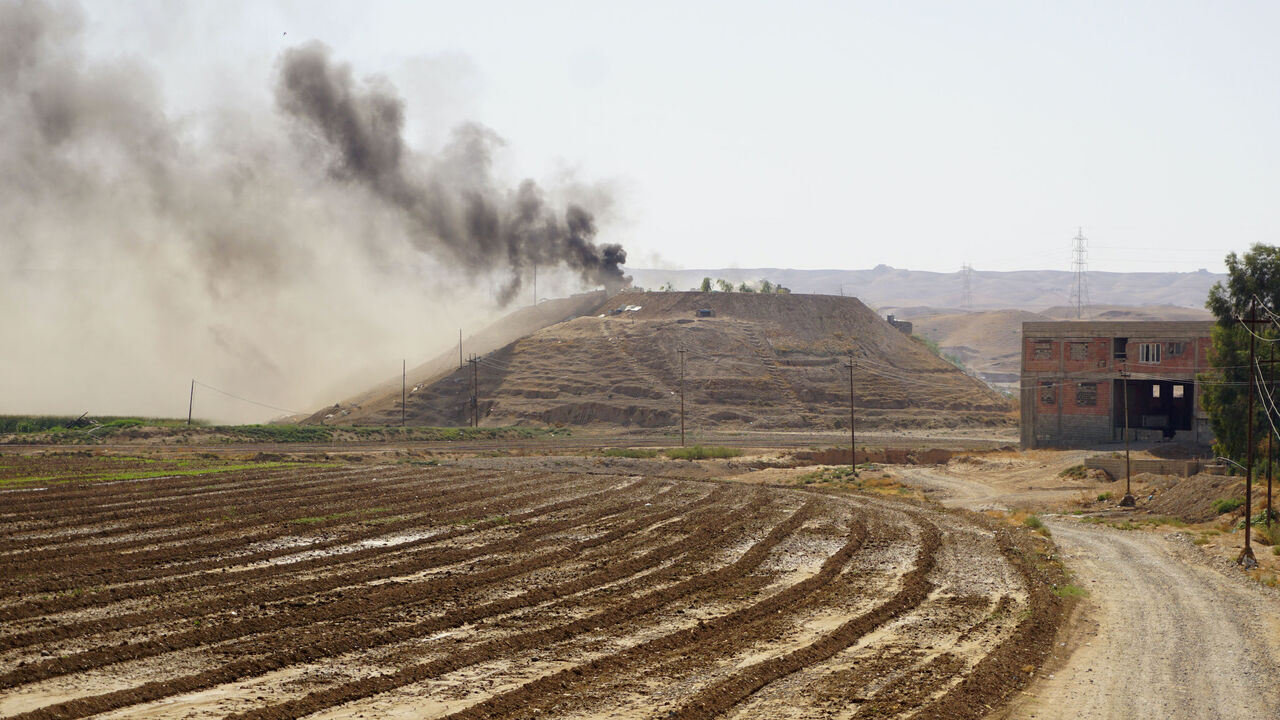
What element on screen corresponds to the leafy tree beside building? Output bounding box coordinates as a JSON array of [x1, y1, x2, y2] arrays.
[[1203, 243, 1280, 461]]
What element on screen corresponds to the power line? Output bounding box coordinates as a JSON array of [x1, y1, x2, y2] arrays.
[[191, 380, 302, 416]]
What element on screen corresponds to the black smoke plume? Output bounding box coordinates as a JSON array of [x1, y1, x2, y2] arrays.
[[0, 0, 626, 422], [275, 42, 629, 299]]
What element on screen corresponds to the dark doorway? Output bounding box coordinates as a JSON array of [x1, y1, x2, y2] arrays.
[[1115, 378, 1194, 438]]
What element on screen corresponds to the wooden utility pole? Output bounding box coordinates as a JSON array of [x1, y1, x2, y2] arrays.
[[459, 329, 463, 369], [678, 348, 687, 447], [1270, 344, 1276, 528], [187, 379, 195, 426], [468, 355, 480, 428], [1120, 367, 1134, 506], [401, 359, 406, 427], [846, 354, 858, 474], [1243, 303, 1258, 567]]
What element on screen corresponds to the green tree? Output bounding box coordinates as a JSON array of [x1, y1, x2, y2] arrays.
[[738, 282, 755, 293], [759, 279, 775, 293], [1204, 244, 1280, 461], [659, 281, 675, 292], [699, 277, 712, 292], [715, 278, 734, 292]]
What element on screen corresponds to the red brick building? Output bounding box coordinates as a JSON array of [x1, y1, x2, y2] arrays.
[[1020, 321, 1214, 449]]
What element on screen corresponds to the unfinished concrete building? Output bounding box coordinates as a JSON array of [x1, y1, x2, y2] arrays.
[[1020, 321, 1214, 449]]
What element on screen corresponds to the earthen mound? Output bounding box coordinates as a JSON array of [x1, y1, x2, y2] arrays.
[[330, 291, 1014, 429]]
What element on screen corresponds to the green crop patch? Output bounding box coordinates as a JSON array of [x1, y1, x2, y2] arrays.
[[0, 461, 335, 489]]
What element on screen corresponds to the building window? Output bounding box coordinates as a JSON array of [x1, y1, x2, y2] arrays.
[[1139, 343, 1161, 363], [1168, 342, 1187, 356], [1152, 385, 1160, 398], [1113, 337, 1128, 359], [1040, 382, 1056, 405], [1173, 385, 1185, 398], [1076, 382, 1097, 406], [1069, 342, 1088, 361], [1032, 341, 1052, 360]]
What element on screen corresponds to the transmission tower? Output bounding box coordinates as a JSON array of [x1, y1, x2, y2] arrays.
[[1069, 228, 1090, 319], [960, 263, 974, 310]]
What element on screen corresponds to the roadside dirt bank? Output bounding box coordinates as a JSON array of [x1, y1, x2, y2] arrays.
[[891, 455, 1280, 720]]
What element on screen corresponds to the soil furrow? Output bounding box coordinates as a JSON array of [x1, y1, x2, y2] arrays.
[[0, 471, 602, 620], [0, 480, 705, 688], [6, 491, 780, 720], [216, 494, 808, 720], [662, 515, 942, 720], [0, 466, 493, 580]]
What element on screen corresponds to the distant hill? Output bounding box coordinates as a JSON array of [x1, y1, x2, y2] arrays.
[[313, 291, 1014, 430], [626, 266, 1223, 312], [903, 304, 1213, 394], [907, 309, 1053, 390]]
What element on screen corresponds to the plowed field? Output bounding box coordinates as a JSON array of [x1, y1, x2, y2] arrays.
[[0, 456, 1064, 719]]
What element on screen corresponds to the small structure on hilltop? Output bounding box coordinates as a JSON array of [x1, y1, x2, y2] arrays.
[[1020, 320, 1214, 449], [886, 314, 913, 335]]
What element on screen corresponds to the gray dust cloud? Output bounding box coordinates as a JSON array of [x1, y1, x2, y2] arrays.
[[0, 0, 626, 421]]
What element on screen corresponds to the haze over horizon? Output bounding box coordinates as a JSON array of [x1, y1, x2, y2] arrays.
[[75, 0, 1280, 275], [4, 0, 1273, 421]]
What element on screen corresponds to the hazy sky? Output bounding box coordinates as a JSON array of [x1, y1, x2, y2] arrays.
[[81, 0, 1277, 274]]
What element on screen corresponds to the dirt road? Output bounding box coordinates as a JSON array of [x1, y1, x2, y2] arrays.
[[1013, 521, 1280, 719], [898, 462, 1280, 719]]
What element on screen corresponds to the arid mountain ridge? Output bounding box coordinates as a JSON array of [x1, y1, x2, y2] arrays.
[[627, 266, 1223, 311]]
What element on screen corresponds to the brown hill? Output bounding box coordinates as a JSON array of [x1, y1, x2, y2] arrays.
[[328, 291, 1014, 430], [302, 291, 607, 424], [907, 304, 1213, 394], [1041, 304, 1212, 321], [909, 309, 1052, 389]]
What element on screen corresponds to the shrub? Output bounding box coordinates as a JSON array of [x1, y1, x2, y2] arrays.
[[1022, 514, 1051, 537], [1097, 491, 1113, 502], [1213, 497, 1245, 515], [1053, 584, 1089, 598], [664, 445, 743, 460], [601, 448, 659, 459], [1060, 464, 1088, 480], [1254, 521, 1280, 546]]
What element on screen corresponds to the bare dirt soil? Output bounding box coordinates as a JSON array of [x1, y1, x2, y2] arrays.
[[319, 291, 1013, 431], [0, 451, 1064, 720], [888, 451, 1280, 720]]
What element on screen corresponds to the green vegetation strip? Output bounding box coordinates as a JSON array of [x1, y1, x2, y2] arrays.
[[600, 448, 660, 459], [0, 416, 571, 444], [0, 462, 333, 489], [664, 445, 742, 460]]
